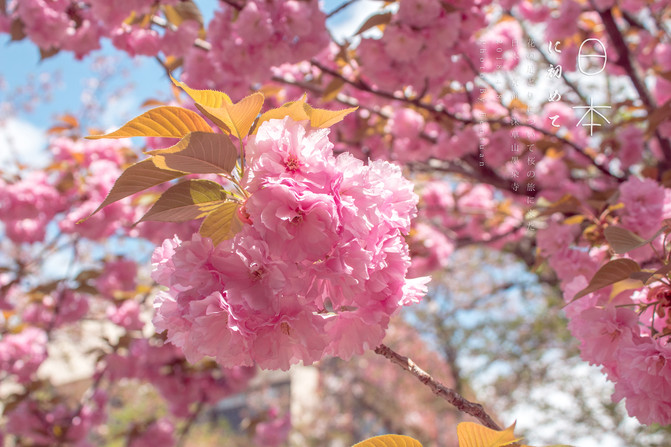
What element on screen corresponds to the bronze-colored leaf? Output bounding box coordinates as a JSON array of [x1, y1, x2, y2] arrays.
[[355, 12, 392, 35], [630, 263, 671, 285], [10, 18, 26, 41], [147, 131, 238, 174], [39, 46, 60, 61], [538, 194, 582, 216], [573, 259, 641, 300], [603, 226, 648, 254], [164, 0, 204, 26], [81, 159, 185, 220], [322, 77, 346, 102]]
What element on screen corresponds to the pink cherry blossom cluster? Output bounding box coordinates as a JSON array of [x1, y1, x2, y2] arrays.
[[182, 0, 329, 98], [0, 327, 48, 384], [105, 338, 255, 417], [356, 0, 491, 93], [1, 0, 188, 59], [0, 135, 195, 246], [0, 171, 66, 244], [152, 117, 428, 370], [252, 407, 291, 447], [129, 418, 176, 447], [537, 176, 671, 425], [5, 389, 108, 445], [2, 0, 329, 94]]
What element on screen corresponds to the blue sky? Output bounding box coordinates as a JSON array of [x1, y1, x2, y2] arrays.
[[0, 0, 380, 168], [0, 1, 378, 124]]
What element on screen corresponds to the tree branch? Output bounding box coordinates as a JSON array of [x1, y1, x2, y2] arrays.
[[309, 59, 622, 182], [176, 398, 205, 447], [599, 8, 671, 167], [374, 343, 502, 430]]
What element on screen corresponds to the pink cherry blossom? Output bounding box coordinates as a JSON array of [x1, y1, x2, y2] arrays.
[[129, 418, 175, 447], [619, 177, 666, 238], [151, 118, 426, 370], [612, 340, 671, 425], [0, 327, 48, 383]]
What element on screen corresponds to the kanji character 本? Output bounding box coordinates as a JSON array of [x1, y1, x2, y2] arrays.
[[573, 96, 611, 135]]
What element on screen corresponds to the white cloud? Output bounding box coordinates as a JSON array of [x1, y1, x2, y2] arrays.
[[0, 118, 47, 172]]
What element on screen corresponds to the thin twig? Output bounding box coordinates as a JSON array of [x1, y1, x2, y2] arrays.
[[176, 398, 205, 447], [374, 343, 502, 430], [326, 0, 360, 18], [309, 59, 621, 181]]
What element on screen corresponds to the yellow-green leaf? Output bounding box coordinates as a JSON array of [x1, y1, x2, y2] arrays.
[[563, 215, 585, 225], [147, 131, 238, 174], [81, 159, 185, 220], [573, 259, 641, 300], [304, 103, 358, 128], [86, 106, 213, 139], [139, 179, 227, 223], [603, 226, 648, 254], [170, 75, 232, 108], [196, 92, 264, 139], [353, 434, 423, 447], [457, 422, 521, 447], [253, 96, 310, 134], [610, 278, 645, 299], [199, 201, 244, 245]]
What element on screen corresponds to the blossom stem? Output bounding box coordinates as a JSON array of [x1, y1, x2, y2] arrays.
[[373, 343, 502, 430]]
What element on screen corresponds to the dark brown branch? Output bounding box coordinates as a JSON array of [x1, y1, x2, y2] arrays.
[[374, 343, 502, 430], [310, 59, 622, 182], [599, 9, 654, 109], [176, 399, 205, 447], [599, 8, 671, 167]]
